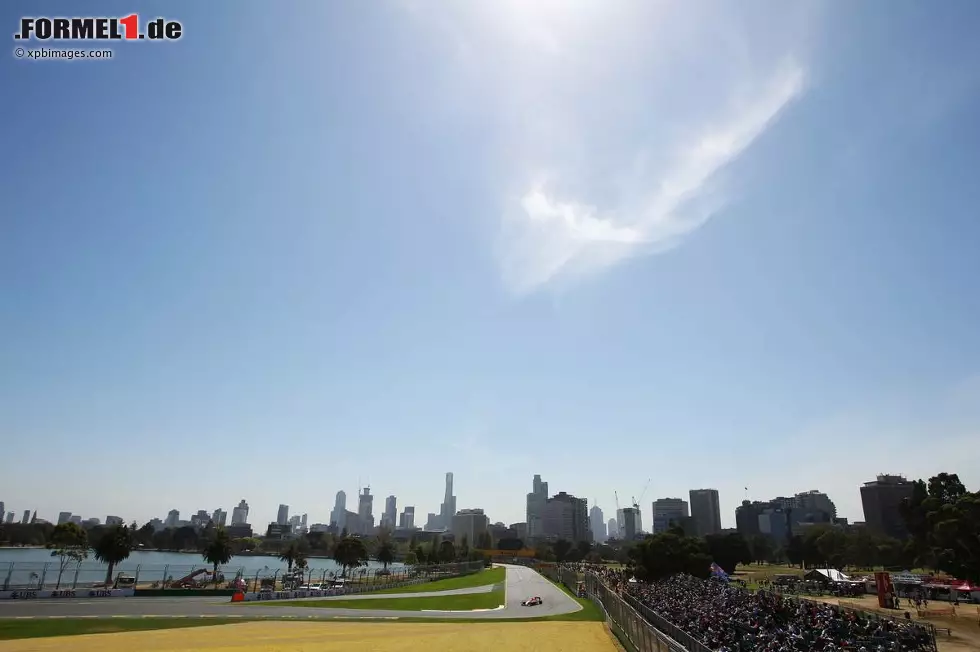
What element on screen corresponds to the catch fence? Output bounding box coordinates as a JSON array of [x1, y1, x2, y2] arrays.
[[0, 559, 484, 593]]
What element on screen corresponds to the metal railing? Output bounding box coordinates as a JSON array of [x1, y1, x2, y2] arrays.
[[0, 559, 484, 593]]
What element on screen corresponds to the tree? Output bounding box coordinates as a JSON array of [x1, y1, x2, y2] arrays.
[[748, 534, 774, 564], [332, 537, 369, 577], [92, 524, 133, 586], [172, 526, 199, 551], [439, 540, 456, 563], [201, 527, 234, 588], [476, 531, 493, 549], [279, 541, 302, 572], [376, 540, 395, 571], [573, 540, 593, 562], [403, 551, 418, 566], [553, 539, 573, 563], [899, 473, 980, 582], [631, 531, 711, 581], [705, 533, 752, 574], [47, 522, 88, 589]]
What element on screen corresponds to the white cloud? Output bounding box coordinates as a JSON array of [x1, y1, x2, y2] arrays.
[[499, 63, 805, 293], [398, 2, 810, 294]]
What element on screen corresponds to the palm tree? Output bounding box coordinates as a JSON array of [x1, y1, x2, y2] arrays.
[[93, 524, 133, 587], [376, 540, 395, 572], [202, 527, 233, 588], [279, 541, 301, 572], [332, 536, 368, 578]]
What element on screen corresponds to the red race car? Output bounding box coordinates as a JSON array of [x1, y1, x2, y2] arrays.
[[521, 596, 543, 606]]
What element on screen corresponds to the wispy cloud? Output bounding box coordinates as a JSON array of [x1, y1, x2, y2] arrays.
[[398, 2, 810, 294], [499, 63, 805, 293]]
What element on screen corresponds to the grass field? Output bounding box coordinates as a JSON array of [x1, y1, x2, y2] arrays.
[[369, 567, 505, 594], [264, 586, 505, 611], [0, 621, 619, 651]]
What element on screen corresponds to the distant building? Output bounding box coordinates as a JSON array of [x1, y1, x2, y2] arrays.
[[510, 522, 528, 541], [425, 512, 440, 530], [57, 512, 72, 525], [861, 474, 915, 540], [399, 506, 415, 529], [105, 515, 124, 526], [383, 495, 397, 529], [231, 500, 250, 526], [330, 492, 346, 530], [589, 505, 606, 543], [607, 517, 619, 539], [652, 498, 689, 534], [542, 492, 589, 542], [165, 509, 180, 528], [212, 509, 227, 527], [277, 504, 289, 526], [343, 509, 363, 535], [69, 515, 82, 526], [226, 524, 253, 538], [358, 488, 374, 533], [21, 510, 30, 524], [452, 508, 489, 547], [82, 518, 101, 528], [5, 512, 14, 524], [621, 507, 639, 541], [758, 507, 792, 542], [526, 475, 549, 539], [439, 473, 457, 531], [689, 489, 722, 536]]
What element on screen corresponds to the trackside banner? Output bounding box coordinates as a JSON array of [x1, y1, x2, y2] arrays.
[[0, 589, 135, 600], [241, 589, 342, 602]]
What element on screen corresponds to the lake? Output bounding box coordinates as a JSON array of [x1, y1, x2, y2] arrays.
[[0, 548, 400, 589]]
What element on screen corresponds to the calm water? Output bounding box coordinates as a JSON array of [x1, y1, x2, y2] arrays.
[[0, 548, 399, 588]]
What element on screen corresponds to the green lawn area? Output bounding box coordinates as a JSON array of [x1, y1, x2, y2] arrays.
[[0, 618, 253, 641], [368, 567, 505, 595], [264, 587, 505, 611]]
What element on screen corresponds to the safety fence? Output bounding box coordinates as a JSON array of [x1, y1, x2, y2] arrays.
[[0, 560, 484, 594]]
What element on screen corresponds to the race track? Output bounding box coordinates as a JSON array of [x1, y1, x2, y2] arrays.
[[0, 564, 580, 620]]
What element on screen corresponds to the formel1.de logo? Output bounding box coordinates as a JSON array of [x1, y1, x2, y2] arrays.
[[14, 15, 182, 41]]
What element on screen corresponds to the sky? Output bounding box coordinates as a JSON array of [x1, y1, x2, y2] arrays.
[[2, 1, 979, 532]]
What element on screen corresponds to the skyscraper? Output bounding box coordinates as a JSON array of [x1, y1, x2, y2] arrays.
[[358, 487, 374, 534], [231, 499, 249, 525], [383, 495, 397, 528], [689, 489, 722, 536], [165, 509, 179, 528], [399, 506, 415, 529], [607, 517, 619, 539], [652, 498, 689, 534], [212, 508, 227, 527], [440, 472, 456, 530], [277, 504, 289, 525], [330, 491, 347, 530], [542, 492, 590, 542], [861, 474, 914, 540], [526, 474, 549, 538], [589, 504, 606, 543]]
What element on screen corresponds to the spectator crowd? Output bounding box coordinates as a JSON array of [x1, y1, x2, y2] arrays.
[[576, 564, 934, 652]]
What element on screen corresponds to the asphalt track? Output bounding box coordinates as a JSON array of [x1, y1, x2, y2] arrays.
[[0, 564, 580, 620]]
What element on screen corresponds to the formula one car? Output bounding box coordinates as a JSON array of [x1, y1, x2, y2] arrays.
[[521, 596, 543, 606]]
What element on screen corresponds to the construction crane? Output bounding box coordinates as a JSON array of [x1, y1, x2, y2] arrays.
[[614, 491, 621, 512], [632, 478, 651, 512]]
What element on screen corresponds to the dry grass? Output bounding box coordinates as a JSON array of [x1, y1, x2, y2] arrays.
[[0, 621, 619, 652]]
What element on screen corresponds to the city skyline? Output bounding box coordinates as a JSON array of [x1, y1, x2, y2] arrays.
[[0, 471, 944, 534]]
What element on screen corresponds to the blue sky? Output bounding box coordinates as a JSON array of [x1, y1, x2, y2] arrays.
[[2, 1, 979, 531]]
